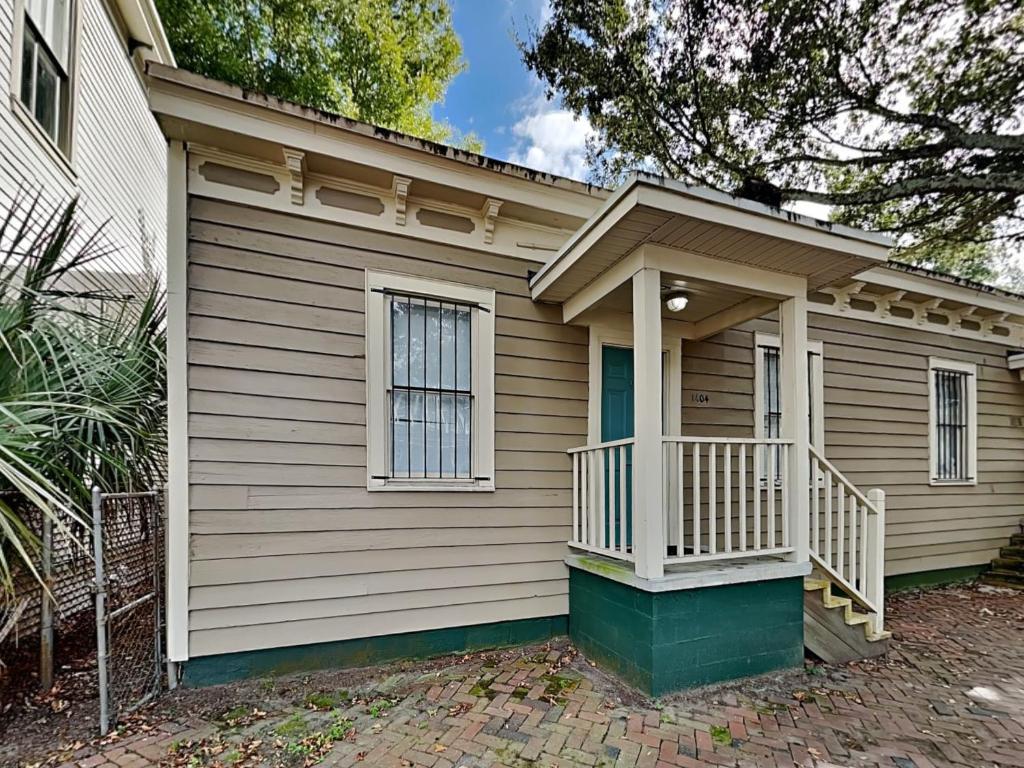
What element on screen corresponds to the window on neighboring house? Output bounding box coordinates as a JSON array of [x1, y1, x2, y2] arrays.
[[365, 271, 495, 491], [754, 334, 825, 482], [929, 358, 977, 485], [17, 0, 73, 151]]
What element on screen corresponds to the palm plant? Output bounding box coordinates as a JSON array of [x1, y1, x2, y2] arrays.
[[0, 194, 166, 605]]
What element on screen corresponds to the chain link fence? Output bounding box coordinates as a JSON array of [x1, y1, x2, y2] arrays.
[[0, 497, 93, 693], [92, 489, 165, 734]]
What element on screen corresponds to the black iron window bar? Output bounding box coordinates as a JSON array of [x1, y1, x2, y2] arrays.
[[935, 368, 972, 482], [384, 292, 481, 481]]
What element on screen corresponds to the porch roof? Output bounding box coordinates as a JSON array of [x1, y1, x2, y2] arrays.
[[530, 173, 892, 305]]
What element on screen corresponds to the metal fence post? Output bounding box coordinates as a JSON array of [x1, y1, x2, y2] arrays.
[[92, 488, 110, 736], [40, 513, 54, 690]]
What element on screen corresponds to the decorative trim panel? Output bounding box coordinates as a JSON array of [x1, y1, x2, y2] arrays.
[[812, 282, 1024, 347]]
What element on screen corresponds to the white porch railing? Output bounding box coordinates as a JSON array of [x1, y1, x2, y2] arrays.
[[809, 445, 886, 630], [568, 436, 801, 566], [568, 438, 635, 562], [661, 437, 795, 564], [568, 438, 886, 632]]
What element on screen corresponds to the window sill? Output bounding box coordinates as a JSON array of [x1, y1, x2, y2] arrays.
[[9, 94, 76, 182], [929, 478, 977, 487], [367, 479, 496, 493]]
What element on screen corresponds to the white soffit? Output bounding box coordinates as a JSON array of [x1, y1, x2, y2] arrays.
[[530, 173, 891, 304]]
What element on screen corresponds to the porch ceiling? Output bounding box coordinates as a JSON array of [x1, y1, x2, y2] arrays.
[[594, 279, 752, 324], [530, 173, 892, 305]]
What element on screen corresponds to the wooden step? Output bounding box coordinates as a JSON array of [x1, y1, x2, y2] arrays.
[[1011, 533, 1024, 547], [992, 557, 1024, 572], [999, 545, 1024, 559], [803, 577, 889, 664], [979, 569, 1024, 589]]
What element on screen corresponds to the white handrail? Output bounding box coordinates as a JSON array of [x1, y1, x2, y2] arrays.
[[567, 437, 636, 454], [809, 447, 886, 631], [663, 436, 794, 445], [809, 444, 878, 514]]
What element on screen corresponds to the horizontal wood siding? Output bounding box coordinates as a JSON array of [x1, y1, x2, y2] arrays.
[[717, 314, 1024, 576], [186, 198, 582, 657]]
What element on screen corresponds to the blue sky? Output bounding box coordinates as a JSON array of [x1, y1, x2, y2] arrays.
[[434, 0, 595, 181]]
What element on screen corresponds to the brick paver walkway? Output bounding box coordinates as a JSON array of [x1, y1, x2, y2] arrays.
[[38, 584, 1024, 768]]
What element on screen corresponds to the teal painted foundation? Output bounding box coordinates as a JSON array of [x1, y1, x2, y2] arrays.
[[182, 616, 567, 687], [568, 568, 804, 696], [885, 565, 986, 593]]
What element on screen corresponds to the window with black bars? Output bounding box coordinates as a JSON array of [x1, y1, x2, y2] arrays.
[[760, 345, 820, 482], [934, 368, 970, 481], [389, 294, 473, 479]]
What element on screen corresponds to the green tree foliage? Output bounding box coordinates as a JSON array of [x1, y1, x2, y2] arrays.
[[0, 197, 166, 602], [523, 0, 1023, 279], [157, 0, 481, 151]]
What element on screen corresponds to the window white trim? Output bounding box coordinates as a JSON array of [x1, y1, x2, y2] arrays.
[[928, 357, 977, 487], [754, 333, 824, 450], [585, 324, 682, 444], [9, 0, 80, 168], [365, 270, 495, 491]]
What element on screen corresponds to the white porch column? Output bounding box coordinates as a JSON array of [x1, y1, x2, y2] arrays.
[[780, 294, 810, 563], [633, 268, 665, 579]]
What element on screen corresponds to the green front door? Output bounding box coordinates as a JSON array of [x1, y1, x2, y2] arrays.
[[601, 345, 633, 548]]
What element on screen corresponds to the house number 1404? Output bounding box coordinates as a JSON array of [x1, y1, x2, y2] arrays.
[[690, 393, 710, 404]]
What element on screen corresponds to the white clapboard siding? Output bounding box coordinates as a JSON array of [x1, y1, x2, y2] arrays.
[[187, 199, 585, 656], [0, 0, 165, 285]]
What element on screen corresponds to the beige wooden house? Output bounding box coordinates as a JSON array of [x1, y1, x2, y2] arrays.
[[149, 65, 1024, 693]]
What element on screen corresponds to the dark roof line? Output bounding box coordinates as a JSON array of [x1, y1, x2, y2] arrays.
[[882, 261, 1024, 303], [146, 63, 610, 198]]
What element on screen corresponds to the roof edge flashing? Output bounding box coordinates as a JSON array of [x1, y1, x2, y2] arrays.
[[630, 173, 894, 250]]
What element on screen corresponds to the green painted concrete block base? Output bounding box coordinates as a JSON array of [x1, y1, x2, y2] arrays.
[[884, 565, 986, 593], [181, 616, 567, 687], [569, 568, 804, 696]]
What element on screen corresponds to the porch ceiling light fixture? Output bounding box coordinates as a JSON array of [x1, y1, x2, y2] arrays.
[[665, 292, 689, 312]]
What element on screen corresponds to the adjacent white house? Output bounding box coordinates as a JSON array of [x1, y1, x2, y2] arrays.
[[0, 0, 172, 288]]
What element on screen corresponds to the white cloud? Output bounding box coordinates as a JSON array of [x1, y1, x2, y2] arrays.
[[507, 102, 595, 181]]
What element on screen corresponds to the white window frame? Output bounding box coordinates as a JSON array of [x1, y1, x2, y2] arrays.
[[754, 333, 824, 485], [928, 357, 977, 487], [754, 333, 824, 449], [365, 270, 495, 492], [9, 0, 78, 170]]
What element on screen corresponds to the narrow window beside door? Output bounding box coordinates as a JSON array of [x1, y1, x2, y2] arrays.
[[754, 333, 825, 483], [929, 358, 977, 485]]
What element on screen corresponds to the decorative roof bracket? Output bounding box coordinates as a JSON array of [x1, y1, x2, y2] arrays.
[[392, 175, 412, 226], [823, 281, 866, 312], [911, 298, 943, 326], [480, 198, 503, 245], [873, 290, 906, 319], [945, 305, 978, 333], [282, 148, 305, 205]]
